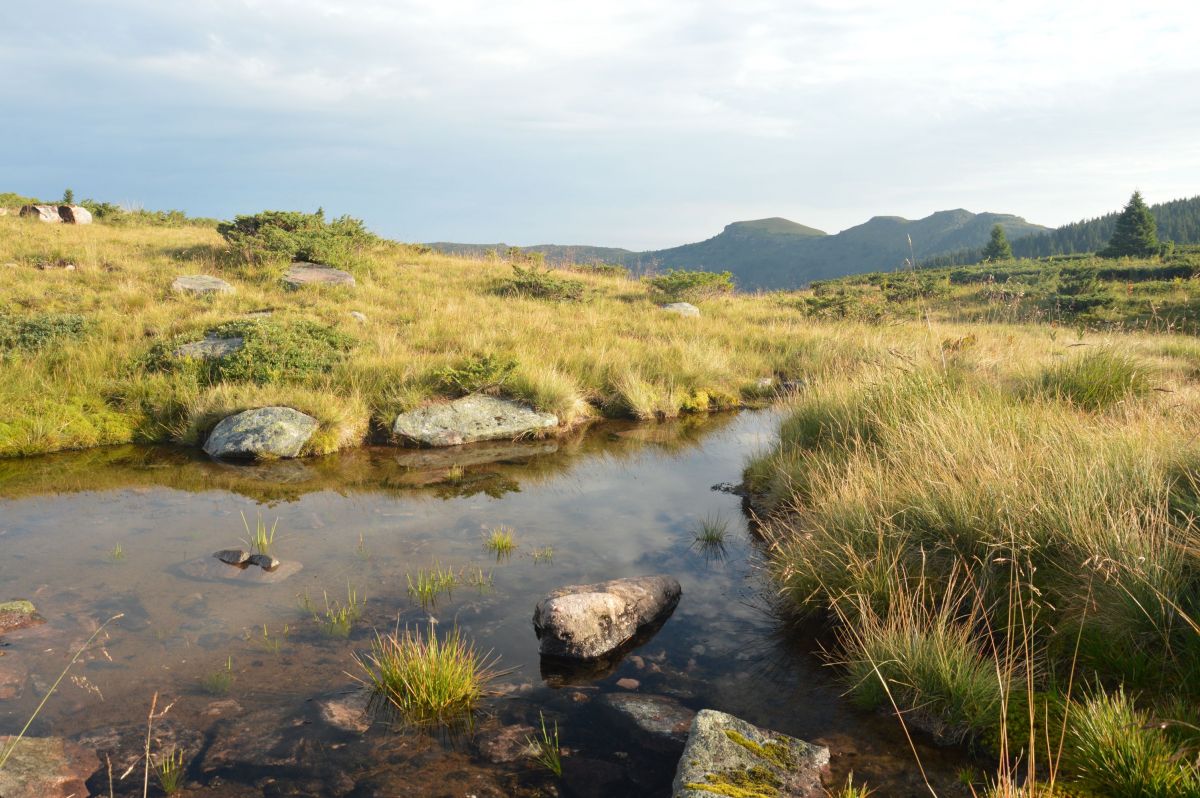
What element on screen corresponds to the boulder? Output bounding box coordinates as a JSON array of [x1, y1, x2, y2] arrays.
[[172, 335, 244, 359], [57, 205, 92, 224], [599, 693, 695, 751], [203, 407, 319, 460], [662, 302, 700, 317], [393, 395, 557, 447], [671, 710, 829, 798], [0, 736, 98, 798], [533, 575, 681, 660], [0, 599, 42, 634], [19, 205, 61, 223], [349, 311, 368, 323], [172, 274, 235, 295], [282, 262, 355, 288]]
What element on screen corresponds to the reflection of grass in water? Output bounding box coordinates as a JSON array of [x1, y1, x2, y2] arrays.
[[157, 746, 186, 794], [354, 623, 501, 727], [446, 464, 465, 482], [201, 656, 234, 695], [463, 566, 493, 592], [407, 563, 457, 607], [526, 711, 563, 777], [690, 537, 728, 564], [240, 512, 278, 556], [483, 526, 517, 560], [107, 543, 125, 562], [356, 532, 370, 560]]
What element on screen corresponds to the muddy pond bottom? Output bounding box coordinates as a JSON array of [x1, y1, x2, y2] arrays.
[[0, 412, 969, 797]]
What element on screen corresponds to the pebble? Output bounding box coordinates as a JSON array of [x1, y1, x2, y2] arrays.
[[616, 678, 640, 690]]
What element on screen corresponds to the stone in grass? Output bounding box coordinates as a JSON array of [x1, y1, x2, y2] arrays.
[[172, 335, 244, 359], [0, 736, 98, 798], [57, 205, 92, 224], [393, 395, 558, 447], [19, 204, 61, 223], [533, 575, 681, 660], [662, 302, 700, 317], [0, 599, 43, 634], [203, 407, 319, 461], [172, 274, 236, 295], [671, 710, 829, 798], [282, 261, 355, 289]]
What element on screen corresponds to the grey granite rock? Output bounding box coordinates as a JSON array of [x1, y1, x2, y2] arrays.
[[203, 407, 319, 460], [172, 274, 235, 294], [282, 262, 355, 288], [393, 395, 557, 447], [533, 575, 681, 660]]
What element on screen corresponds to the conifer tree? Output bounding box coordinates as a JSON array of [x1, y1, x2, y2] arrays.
[[982, 223, 1012, 261], [1102, 191, 1159, 257]]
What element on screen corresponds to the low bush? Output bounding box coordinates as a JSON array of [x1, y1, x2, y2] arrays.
[[433, 352, 518, 395], [218, 209, 376, 268], [496, 264, 585, 301], [569, 262, 629, 278], [646, 268, 734, 302], [0, 313, 90, 354]]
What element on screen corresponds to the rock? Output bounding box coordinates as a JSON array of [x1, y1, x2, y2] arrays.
[[203, 406, 319, 460], [173, 335, 244, 359], [173, 274, 236, 295], [0, 656, 28, 699], [247, 553, 280, 570], [19, 204, 61, 223], [179, 556, 302, 585], [282, 262, 355, 288], [349, 311, 368, 323], [201, 707, 306, 771], [393, 395, 558, 447], [671, 710, 829, 798], [0, 736, 97, 798], [662, 302, 700, 317], [76, 721, 203, 785], [316, 691, 370, 734], [599, 693, 694, 751], [533, 575, 681, 660], [616, 677, 640, 690], [214, 549, 251, 565], [710, 482, 747, 496], [36, 260, 75, 271], [0, 599, 42, 634], [475, 723, 537, 764], [57, 205, 92, 224]]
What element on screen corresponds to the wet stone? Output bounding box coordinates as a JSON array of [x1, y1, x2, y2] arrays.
[[0, 655, 28, 699], [77, 721, 204, 788], [0, 599, 42, 634], [215, 548, 251, 565], [599, 693, 695, 751], [316, 691, 371, 734], [533, 575, 682, 660], [475, 723, 538, 764], [0, 736, 97, 798], [247, 552, 280, 570]]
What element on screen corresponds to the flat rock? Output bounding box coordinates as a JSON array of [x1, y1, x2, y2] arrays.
[[283, 261, 355, 288], [173, 274, 236, 294], [316, 691, 370, 734], [393, 395, 558, 447], [533, 575, 681, 660], [203, 406, 319, 460], [214, 548, 251, 565], [57, 205, 92, 224], [179, 555, 302, 584], [599, 693, 694, 751], [662, 302, 700, 317], [76, 720, 203, 785], [0, 599, 42, 634], [0, 736, 98, 798], [201, 706, 305, 771], [19, 204, 61, 223], [173, 334, 244, 359], [475, 723, 538, 763], [671, 710, 829, 798]]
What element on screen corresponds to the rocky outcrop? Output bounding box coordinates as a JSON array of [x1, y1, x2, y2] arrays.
[[0, 736, 98, 798], [0, 599, 42, 634], [172, 274, 236, 295], [662, 302, 700, 317], [282, 262, 355, 288], [19, 205, 60, 223], [57, 205, 92, 224], [533, 575, 681, 660], [671, 710, 829, 798], [172, 335, 244, 359], [203, 407, 319, 460], [393, 395, 558, 447], [599, 693, 695, 751]]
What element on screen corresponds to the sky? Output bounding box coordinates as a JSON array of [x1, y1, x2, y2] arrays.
[[2, 1, 1199, 249]]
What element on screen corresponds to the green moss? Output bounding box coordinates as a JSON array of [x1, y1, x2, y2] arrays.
[[722, 729, 795, 770], [0, 599, 36, 615], [684, 765, 782, 798]]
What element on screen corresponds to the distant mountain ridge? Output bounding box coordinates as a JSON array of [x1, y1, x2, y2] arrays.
[[430, 208, 1051, 291]]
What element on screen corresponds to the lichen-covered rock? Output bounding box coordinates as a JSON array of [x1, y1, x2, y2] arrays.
[[172, 274, 236, 295], [662, 302, 700, 317], [599, 693, 695, 751], [19, 204, 61, 223], [533, 575, 681, 660], [0, 599, 42, 634], [393, 395, 558, 447], [57, 205, 92, 224], [671, 710, 829, 798], [282, 262, 355, 288], [0, 736, 98, 798], [203, 407, 319, 460], [172, 335, 244, 359]]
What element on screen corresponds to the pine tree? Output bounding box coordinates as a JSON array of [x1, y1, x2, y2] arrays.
[[982, 223, 1012, 261], [1102, 191, 1159, 257], [61, 188, 74, 205]]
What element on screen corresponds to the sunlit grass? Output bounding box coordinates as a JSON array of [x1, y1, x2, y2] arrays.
[[483, 526, 517, 559], [156, 746, 186, 794], [240, 512, 278, 556], [693, 513, 729, 544], [526, 711, 563, 777], [200, 656, 234, 695], [407, 563, 457, 607], [531, 546, 554, 564]]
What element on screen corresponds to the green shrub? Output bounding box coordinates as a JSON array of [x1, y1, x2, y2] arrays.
[[1030, 349, 1152, 411], [0, 313, 90, 354], [217, 209, 376, 267], [571, 262, 629, 278], [496, 264, 585, 301], [646, 268, 734, 302], [146, 317, 353, 385], [433, 352, 518, 395]]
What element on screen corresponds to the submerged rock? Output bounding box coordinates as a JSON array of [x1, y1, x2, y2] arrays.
[[533, 575, 681, 660], [671, 710, 829, 798], [599, 693, 694, 751], [0, 656, 28, 700], [172, 335, 244, 359], [76, 721, 203, 788], [393, 395, 558, 447], [0, 599, 42, 634], [180, 555, 302, 584], [475, 722, 538, 764], [282, 261, 355, 288], [0, 736, 97, 798], [316, 691, 371, 734], [214, 548, 251, 565], [662, 302, 700, 317], [203, 406, 319, 460], [172, 274, 236, 294]]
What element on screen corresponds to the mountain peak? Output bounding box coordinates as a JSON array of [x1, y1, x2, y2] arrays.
[[723, 218, 827, 237]]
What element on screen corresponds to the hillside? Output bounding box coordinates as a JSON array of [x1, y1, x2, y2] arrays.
[[431, 210, 1048, 291]]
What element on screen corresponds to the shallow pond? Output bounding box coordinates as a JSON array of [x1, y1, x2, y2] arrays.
[[0, 412, 970, 797]]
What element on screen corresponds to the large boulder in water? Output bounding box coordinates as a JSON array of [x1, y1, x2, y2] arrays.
[[19, 205, 61, 223], [671, 710, 829, 798], [393, 395, 557, 447], [0, 736, 98, 798], [203, 407, 319, 460], [533, 575, 681, 660], [57, 205, 92, 224]]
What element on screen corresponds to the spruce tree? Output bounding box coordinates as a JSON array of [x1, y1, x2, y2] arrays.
[[982, 223, 1012, 261], [61, 188, 74, 205], [1102, 191, 1159, 257]]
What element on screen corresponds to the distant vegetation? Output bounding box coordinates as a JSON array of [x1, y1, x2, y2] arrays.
[[0, 188, 218, 227]]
